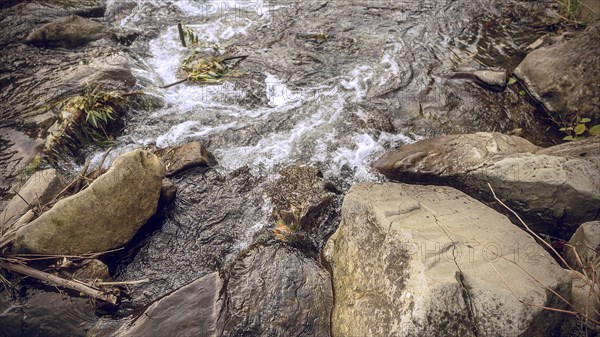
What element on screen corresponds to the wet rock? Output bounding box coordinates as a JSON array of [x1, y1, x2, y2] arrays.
[[472, 70, 507, 88], [158, 178, 177, 207], [372, 132, 539, 181], [25, 15, 108, 48], [91, 272, 223, 337], [75, 53, 136, 92], [0, 287, 98, 337], [0, 168, 65, 232], [515, 21, 600, 121], [0, 0, 106, 45], [113, 167, 265, 310], [264, 165, 339, 249], [0, 45, 134, 191], [373, 133, 600, 238], [154, 142, 216, 177], [0, 129, 46, 195], [449, 70, 507, 91], [61, 259, 110, 281], [14, 149, 163, 254], [324, 183, 571, 337], [37, 0, 106, 18], [217, 244, 332, 336]]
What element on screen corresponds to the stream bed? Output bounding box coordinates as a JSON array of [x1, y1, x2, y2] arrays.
[[0, 0, 566, 336]]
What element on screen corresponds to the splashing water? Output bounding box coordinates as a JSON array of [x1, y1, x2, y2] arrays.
[[98, 0, 414, 184]]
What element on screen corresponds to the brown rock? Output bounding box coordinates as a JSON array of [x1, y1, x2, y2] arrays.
[[154, 142, 216, 177], [14, 149, 164, 254], [264, 165, 338, 248], [372, 132, 538, 181], [25, 15, 108, 48]]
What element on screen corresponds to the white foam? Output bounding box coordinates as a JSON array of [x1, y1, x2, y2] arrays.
[[339, 65, 373, 101], [331, 134, 382, 180], [215, 108, 326, 172], [265, 73, 299, 107], [380, 53, 400, 85], [155, 121, 237, 148]]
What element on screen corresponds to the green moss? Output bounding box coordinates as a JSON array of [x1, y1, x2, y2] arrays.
[[23, 154, 44, 175]]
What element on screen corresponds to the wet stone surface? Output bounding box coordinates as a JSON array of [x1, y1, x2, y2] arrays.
[[112, 166, 268, 311], [0, 0, 585, 336]]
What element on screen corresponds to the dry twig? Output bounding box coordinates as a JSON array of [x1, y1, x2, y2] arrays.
[[0, 260, 118, 305]]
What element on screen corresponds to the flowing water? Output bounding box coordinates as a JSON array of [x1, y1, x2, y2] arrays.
[[0, 0, 561, 335]]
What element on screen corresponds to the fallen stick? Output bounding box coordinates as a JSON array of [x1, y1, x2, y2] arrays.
[[160, 78, 188, 89], [221, 55, 249, 63], [0, 260, 118, 305], [4, 247, 124, 261], [95, 278, 149, 286], [120, 90, 145, 97]]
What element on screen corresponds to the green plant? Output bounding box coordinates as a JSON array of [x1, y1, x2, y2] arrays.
[[180, 56, 227, 83], [23, 154, 43, 175], [177, 23, 199, 48], [558, 0, 590, 27], [315, 30, 328, 43], [75, 86, 121, 131], [273, 204, 308, 243], [560, 117, 600, 141], [40, 84, 123, 158]]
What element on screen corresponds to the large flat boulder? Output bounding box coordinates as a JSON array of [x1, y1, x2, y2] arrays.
[[14, 149, 164, 254], [463, 153, 600, 237], [325, 183, 571, 337], [91, 272, 224, 337], [373, 134, 600, 238], [515, 21, 600, 121]]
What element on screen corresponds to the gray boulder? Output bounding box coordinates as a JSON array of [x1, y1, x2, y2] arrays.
[[515, 21, 600, 121], [373, 133, 600, 237], [565, 221, 600, 278], [324, 183, 571, 337], [25, 15, 108, 48], [464, 153, 600, 237], [14, 149, 164, 254], [0, 168, 65, 232]]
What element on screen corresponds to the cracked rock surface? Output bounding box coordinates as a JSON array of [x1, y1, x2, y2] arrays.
[[324, 183, 571, 337], [373, 133, 600, 238]]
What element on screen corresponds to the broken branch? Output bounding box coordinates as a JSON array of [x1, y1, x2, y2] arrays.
[[0, 260, 118, 305]]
